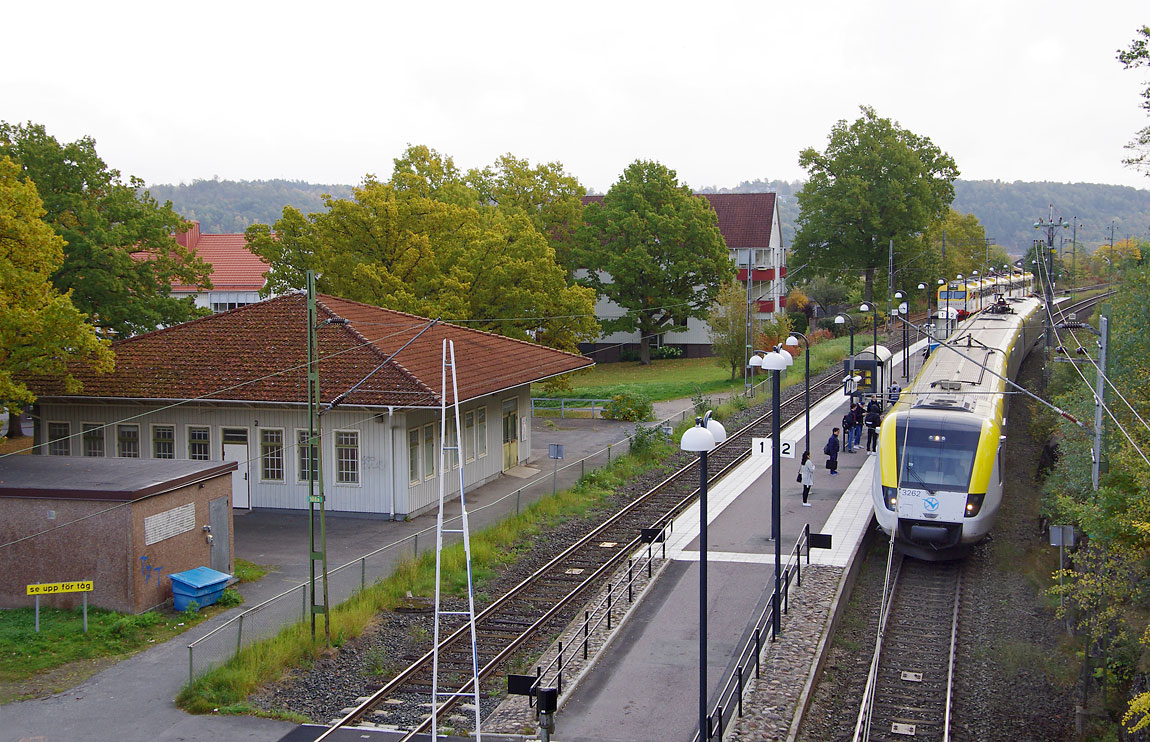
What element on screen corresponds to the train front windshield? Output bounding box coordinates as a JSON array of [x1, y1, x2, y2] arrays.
[[894, 418, 981, 492]]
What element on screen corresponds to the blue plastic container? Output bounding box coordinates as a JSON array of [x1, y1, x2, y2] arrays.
[[170, 567, 231, 611]]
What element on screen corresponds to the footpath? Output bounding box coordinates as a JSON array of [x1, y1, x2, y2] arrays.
[[3, 396, 705, 742]]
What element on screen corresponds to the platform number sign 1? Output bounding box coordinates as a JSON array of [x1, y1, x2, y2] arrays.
[[752, 437, 795, 458]]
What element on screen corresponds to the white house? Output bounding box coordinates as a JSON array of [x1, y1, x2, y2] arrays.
[[578, 193, 786, 360], [23, 294, 592, 518]]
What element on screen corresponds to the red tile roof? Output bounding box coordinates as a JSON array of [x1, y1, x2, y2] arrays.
[[582, 192, 777, 248], [172, 233, 269, 292], [25, 294, 593, 408]]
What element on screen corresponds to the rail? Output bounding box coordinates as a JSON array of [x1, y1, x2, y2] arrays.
[[319, 331, 887, 739], [853, 546, 963, 742], [185, 404, 701, 684]]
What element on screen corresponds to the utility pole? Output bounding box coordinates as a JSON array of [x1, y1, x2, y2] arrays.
[[1093, 314, 1109, 490], [1035, 207, 1068, 372], [887, 239, 894, 333], [744, 248, 753, 394], [1070, 217, 1080, 297], [306, 270, 330, 642], [1107, 226, 1115, 284]]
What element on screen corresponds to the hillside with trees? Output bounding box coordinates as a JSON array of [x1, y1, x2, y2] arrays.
[[146, 179, 353, 233], [150, 176, 1148, 257]]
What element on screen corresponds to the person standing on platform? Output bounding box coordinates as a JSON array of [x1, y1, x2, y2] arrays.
[[824, 428, 840, 475], [842, 408, 856, 453], [851, 401, 865, 451], [865, 405, 881, 453], [888, 382, 901, 406], [866, 395, 882, 415], [799, 450, 816, 506]]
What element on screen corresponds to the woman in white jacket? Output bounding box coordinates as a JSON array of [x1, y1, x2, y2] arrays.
[[799, 451, 816, 507]]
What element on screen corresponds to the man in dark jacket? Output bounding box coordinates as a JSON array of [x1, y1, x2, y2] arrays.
[[842, 409, 856, 453], [865, 406, 882, 453], [866, 395, 882, 415], [824, 428, 840, 475], [850, 402, 865, 451]]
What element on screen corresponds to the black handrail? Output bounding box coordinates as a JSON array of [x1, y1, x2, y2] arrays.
[[690, 523, 813, 742]]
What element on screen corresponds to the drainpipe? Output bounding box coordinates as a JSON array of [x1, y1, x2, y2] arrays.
[[387, 407, 397, 520]]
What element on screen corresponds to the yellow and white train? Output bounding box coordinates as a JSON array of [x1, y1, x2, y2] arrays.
[[872, 295, 1044, 560], [936, 270, 1036, 319]]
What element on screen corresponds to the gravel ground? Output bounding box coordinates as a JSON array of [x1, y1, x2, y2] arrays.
[[797, 349, 1079, 741]]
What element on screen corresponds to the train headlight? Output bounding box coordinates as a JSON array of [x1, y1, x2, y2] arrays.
[[965, 492, 986, 518], [882, 486, 897, 512]]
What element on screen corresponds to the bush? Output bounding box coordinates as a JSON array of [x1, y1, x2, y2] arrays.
[[807, 327, 834, 345], [788, 312, 809, 334], [691, 386, 713, 416], [629, 424, 666, 457], [618, 347, 641, 363], [603, 392, 653, 421], [652, 345, 683, 360], [216, 588, 243, 608]]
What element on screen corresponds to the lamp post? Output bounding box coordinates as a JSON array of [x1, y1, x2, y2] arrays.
[[859, 303, 881, 402], [749, 347, 792, 640], [834, 313, 856, 403], [785, 332, 811, 455], [894, 291, 909, 380], [680, 412, 727, 741]]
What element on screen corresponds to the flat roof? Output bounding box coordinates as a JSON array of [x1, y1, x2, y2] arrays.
[[0, 457, 237, 501]]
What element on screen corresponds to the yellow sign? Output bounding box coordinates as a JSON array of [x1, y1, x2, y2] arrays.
[[27, 581, 93, 595]]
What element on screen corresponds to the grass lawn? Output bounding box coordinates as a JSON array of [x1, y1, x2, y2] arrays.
[[233, 559, 272, 583], [534, 335, 866, 404], [0, 595, 239, 704]]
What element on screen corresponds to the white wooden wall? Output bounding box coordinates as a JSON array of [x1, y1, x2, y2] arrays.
[[35, 388, 529, 518]]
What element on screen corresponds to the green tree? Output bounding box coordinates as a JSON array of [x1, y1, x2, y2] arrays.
[[708, 280, 750, 381], [470, 153, 586, 275], [1118, 26, 1150, 175], [575, 160, 735, 365], [246, 175, 598, 352], [0, 157, 113, 419], [793, 106, 959, 302], [0, 122, 211, 336]]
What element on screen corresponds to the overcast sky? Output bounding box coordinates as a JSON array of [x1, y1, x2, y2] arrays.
[[2, 1, 1148, 193]]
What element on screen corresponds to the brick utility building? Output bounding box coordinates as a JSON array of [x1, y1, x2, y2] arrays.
[[23, 294, 592, 518], [578, 192, 786, 360], [170, 221, 271, 312], [0, 457, 236, 614]]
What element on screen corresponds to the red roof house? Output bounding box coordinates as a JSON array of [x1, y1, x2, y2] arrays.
[[23, 295, 592, 517], [579, 192, 785, 359], [172, 222, 270, 311]]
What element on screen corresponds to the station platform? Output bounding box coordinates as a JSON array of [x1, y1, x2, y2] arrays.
[[548, 341, 927, 742]]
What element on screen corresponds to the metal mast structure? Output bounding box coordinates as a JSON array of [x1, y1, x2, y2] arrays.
[[431, 338, 482, 740], [306, 270, 331, 641]]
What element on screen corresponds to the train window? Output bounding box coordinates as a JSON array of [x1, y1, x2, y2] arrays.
[[895, 420, 980, 491]]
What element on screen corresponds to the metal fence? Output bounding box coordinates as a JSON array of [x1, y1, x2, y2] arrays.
[[186, 403, 710, 683], [530, 398, 612, 419], [692, 524, 813, 742]]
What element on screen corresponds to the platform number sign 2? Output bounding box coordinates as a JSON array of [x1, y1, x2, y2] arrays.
[[752, 437, 795, 458]]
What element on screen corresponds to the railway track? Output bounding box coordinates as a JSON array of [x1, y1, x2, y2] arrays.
[[854, 553, 963, 742], [315, 318, 937, 740], [315, 294, 1113, 740], [844, 290, 1112, 742]]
